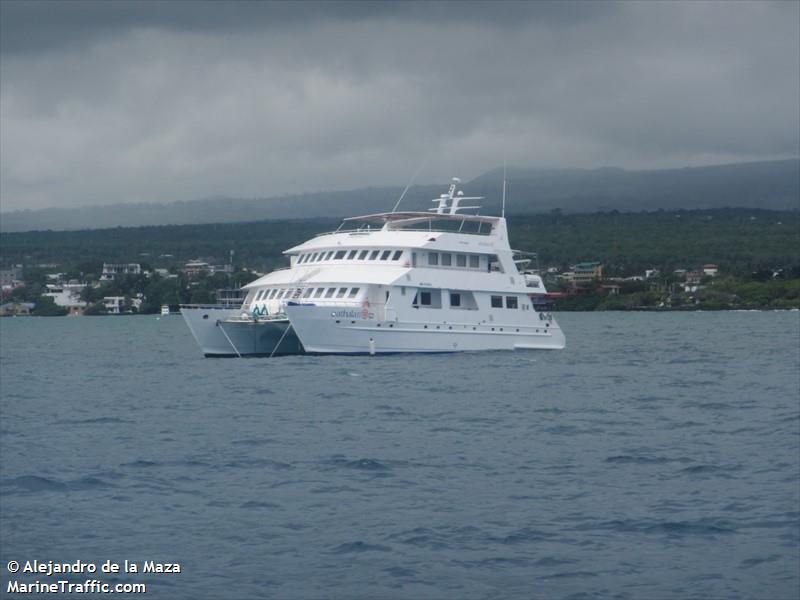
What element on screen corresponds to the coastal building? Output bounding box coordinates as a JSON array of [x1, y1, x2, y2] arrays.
[[703, 264, 719, 277], [0, 301, 35, 316], [102, 296, 125, 314], [183, 259, 234, 277], [570, 262, 603, 284], [183, 261, 211, 277], [43, 283, 87, 316], [101, 263, 142, 281], [102, 295, 143, 314], [0, 266, 23, 294], [686, 270, 704, 285]]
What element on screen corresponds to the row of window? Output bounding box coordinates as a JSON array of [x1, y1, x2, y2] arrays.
[[426, 252, 481, 269], [297, 249, 403, 264], [413, 291, 527, 310], [294, 248, 491, 272], [252, 286, 360, 302]]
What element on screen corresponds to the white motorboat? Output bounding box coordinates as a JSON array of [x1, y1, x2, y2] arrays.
[[181, 177, 565, 357]]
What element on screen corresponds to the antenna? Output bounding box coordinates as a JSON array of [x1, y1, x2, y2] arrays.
[[501, 158, 507, 218], [391, 156, 428, 213]]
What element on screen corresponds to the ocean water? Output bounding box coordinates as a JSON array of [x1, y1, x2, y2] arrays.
[[1, 311, 798, 600]]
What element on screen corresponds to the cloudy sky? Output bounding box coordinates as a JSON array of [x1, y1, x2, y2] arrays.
[[1, 0, 798, 211]]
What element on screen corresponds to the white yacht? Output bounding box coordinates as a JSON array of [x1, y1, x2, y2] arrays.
[[181, 178, 565, 356]]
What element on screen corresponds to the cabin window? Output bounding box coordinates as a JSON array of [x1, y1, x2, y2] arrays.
[[324, 288, 336, 298], [302, 288, 314, 298], [369, 250, 380, 260], [412, 253, 417, 266], [334, 250, 346, 260], [254, 290, 263, 301], [380, 250, 392, 260], [470, 255, 480, 269], [336, 287, 347, 298], [313, 288, 324, 298], [420, 291, 432, 306], [310, 253, 319, 262], [450, 293, 461, 307], [456, 254, 467, 267], [491, 295, 503, 308], [266, 289, 275, 299], [489, 255, 503, 272], [321, 251, 331, 260], [297, 255, 305, 264], [358, 249, 369, 260], [428, 253, 439, 266], [441, 253, 452, 266], [506, 296, 518, 309], [348, 287, 360, 298], [347, 250, 357, 259], [316, 253, 325, 262], [392, 250, 403, 261]]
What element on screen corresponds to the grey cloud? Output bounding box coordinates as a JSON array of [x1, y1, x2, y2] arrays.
[[0, 0, 797, 211]]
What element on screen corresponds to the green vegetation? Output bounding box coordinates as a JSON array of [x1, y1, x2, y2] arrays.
[[31, 296, 67, 316], [1, 208, 798, 313]]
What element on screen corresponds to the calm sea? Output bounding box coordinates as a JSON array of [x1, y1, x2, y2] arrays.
[[1, 312, 798, 600]]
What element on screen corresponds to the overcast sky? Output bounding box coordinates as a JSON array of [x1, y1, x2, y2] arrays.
[[1, 0, 798, 211]]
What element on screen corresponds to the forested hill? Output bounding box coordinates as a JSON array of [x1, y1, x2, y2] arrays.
[[1, 159, 797, 232], [2, 208, 798, 277]]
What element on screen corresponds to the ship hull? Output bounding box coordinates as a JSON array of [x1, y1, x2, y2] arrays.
[[180, 305, 304, 357], [285, 303, 565, 354]]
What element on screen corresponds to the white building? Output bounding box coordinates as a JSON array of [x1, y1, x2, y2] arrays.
[[43, 283, 87, 315], [101, 263, 141, 281]]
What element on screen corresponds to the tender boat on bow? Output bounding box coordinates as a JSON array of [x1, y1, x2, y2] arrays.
[[182, 178, 565, 356]]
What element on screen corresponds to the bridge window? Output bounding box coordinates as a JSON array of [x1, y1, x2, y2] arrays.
[[336, 287, 348, 298], [450, 293, 461, 307], [428, 253, 439, 266], [324, 288, 336, 298], [369, 250, 380, 260], [456, 254, 467, 267], [347, 250, 358, 259], [491, 295, 503, 308], [313, 288, 324, 298], [392, 250, 403, 260], [441, 253, 452, 266], [380, 250, 392, 260], [470, 255, 480, 269], [334, 250, 346, 260], [348, 287, 360, 298], [506, 296, 518, 309], [302, 288, 314, 298], [420, 291, 432, 305], [324, 251, 334, 260], [358, 249, 369, 260]]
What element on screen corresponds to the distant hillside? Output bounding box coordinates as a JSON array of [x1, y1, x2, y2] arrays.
[[1, 159, 797, 232]]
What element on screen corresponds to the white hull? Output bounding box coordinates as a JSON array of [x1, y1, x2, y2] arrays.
[[180, 305, 245, 356], [180, 305, 304, 357], [217, 318, 304, 356], [285, 303, 565, 354]]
